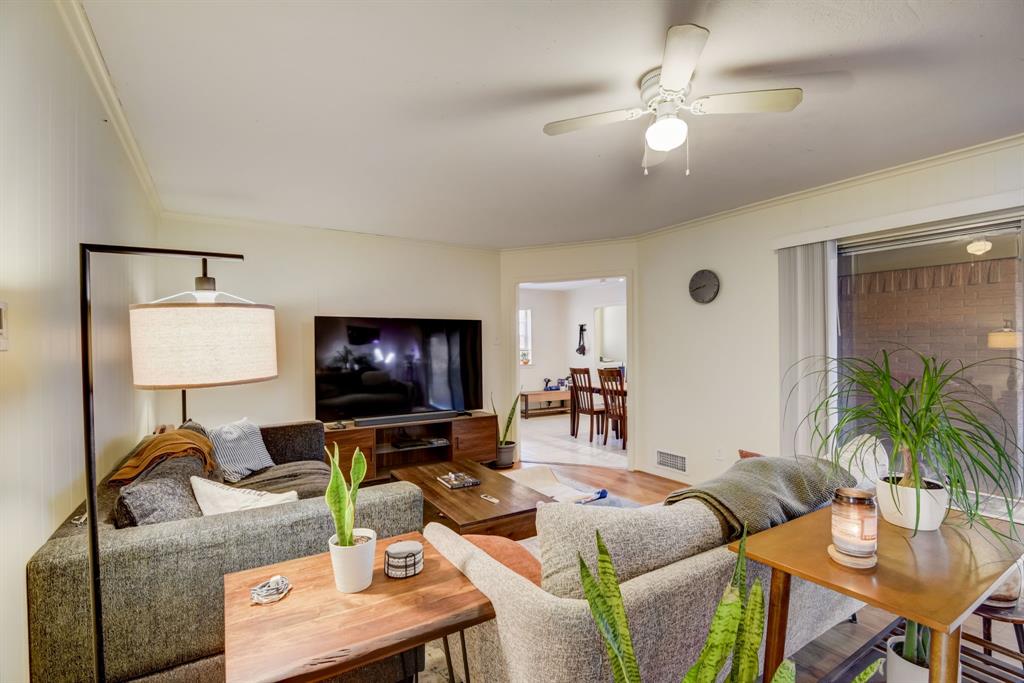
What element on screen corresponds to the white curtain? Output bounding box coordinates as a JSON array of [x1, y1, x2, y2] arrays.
[[778, 241, 836, 457]]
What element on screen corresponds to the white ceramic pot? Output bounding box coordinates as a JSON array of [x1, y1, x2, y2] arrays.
[[328, 528, 376, 593], [886, 637, 933, 682], [876, 477, 949, 531]]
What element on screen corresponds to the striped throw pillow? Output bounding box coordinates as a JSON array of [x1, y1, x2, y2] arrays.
[[208, 418, 275, 483]]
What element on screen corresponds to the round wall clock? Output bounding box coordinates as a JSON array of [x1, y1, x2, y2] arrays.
[[689, 269, 720, 304]]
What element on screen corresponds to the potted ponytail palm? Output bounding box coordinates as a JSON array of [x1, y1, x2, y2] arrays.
[[324, 444, 374, 593], [807, 349, 1023, 534], [491, 393, 521, 469]]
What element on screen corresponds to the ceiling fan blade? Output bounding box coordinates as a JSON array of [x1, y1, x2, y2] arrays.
[[689, 88, 803, 115], [543, 108, 644, 136], [659, 24, 710, 93], [642, 144, 668, 170]]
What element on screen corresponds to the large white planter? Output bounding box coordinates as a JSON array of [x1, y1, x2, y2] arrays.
[[876, 477, 949, 531], [886, 637, 932, 682], [328, 528, 376, 593]]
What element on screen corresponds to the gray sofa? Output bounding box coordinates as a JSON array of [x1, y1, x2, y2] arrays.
[[27, 421, 424, 683], [425, 498, 863, 682]]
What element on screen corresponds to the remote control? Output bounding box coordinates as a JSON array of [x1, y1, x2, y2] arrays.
[[480, 494, 500, 504]]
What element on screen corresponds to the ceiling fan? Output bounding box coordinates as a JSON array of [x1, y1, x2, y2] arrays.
[[542, 24, 803, 173]]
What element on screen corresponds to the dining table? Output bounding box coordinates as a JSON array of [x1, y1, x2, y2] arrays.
[[569, 383, 626, 437]]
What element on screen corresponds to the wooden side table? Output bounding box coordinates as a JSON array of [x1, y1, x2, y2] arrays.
[[223, 532, 495, 683], [730, 508, 1023, 683]]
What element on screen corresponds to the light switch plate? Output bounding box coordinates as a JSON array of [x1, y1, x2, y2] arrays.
[[0, 301, 8, 351]]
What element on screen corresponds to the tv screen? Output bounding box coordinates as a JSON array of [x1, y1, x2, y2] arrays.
[[314, 316, 483, 421]]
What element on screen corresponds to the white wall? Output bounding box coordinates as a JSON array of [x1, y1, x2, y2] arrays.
[[0, 2, 158, 680], [636, 138, 1024, 485], [155, 215, 504, 427], [564, 280, 627, 376], [516, 288, 568, 391]]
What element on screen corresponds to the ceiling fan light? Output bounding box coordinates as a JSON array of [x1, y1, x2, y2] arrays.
[[645, 101, 688, 152], [967, 238, 993, 256], [645, 115, 688, 152]]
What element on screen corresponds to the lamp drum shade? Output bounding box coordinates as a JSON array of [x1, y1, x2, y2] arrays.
[[130, 303, 278, 389]]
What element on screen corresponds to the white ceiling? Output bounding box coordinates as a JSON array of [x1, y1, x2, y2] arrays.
[[84, 1, 1024, 249]]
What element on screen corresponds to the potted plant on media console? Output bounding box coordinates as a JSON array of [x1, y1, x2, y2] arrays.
[[808, 348, 1023, 534], [491, 392, 521, 469], [324, 443, 375, 593]]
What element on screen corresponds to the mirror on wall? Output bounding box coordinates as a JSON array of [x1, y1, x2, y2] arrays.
[[596, 304, 626, 363]]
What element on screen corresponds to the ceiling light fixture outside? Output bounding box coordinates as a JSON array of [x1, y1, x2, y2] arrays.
[[988, 319, 1018, 350], [645, 101, 688, 152], [967, 238, 993, 256]]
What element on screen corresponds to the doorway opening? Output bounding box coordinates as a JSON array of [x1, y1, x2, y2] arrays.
[[515, 277, 628, 469]]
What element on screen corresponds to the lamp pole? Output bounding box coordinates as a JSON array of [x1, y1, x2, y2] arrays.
[[79, 243, 244, 681]]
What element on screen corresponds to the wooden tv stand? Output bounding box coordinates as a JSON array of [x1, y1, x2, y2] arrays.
[[323, 411, 498, 483]]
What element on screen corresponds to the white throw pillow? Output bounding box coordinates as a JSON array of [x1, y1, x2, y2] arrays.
[[207, 417, 275, 482], [190, 476, 298, 516]]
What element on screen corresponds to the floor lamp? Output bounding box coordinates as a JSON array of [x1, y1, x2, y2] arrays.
[[79, 243, 278, 681]]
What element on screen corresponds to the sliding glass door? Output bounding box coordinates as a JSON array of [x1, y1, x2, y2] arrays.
[[836, 221, 1023, 494]]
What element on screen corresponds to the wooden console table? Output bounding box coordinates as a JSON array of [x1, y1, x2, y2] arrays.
[[731, 507, 1023, 683], [520, 389, 571, 419], [223, 532, 494, 683]]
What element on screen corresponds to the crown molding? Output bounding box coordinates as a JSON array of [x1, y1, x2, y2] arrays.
[[56, 0, 162, 213], [637, 132, 1024, 243], [160, 210, 501, 254]]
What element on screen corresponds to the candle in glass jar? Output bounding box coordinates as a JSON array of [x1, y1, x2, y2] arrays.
[[831, 488, 877, 558]]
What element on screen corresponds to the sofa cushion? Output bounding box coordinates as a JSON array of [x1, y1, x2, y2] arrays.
[[113, 456, 210, 528], [466, 534, 542, 586], [536, 499, 725, 598], [190, 476, 298, 515], [208, 418, 275, 482], [234, 460, 331, 499]]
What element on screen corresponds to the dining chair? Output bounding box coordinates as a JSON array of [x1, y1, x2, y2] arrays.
[[569, 367, 605, 442], [598, 367, 626, 449]]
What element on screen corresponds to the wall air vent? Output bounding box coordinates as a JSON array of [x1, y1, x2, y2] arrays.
[[657, 451, 687, 472]]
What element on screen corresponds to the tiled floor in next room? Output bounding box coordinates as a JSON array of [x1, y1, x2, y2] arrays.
[[518, 414, 628, 469]]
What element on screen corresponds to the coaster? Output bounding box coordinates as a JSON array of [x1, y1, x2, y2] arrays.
[[827, 544, 877, 569]]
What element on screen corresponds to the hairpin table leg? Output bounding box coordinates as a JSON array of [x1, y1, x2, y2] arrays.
[[443, 634, 455, 682], [460, 630, 471, 683]]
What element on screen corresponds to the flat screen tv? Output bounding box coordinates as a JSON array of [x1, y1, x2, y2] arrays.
[[314, 316, 483, 422]]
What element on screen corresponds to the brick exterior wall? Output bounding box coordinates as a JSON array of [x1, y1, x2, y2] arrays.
[[838, 256, 1021, 434]]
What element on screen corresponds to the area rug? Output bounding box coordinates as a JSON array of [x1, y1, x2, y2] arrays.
[[501, 466, 640, 508]]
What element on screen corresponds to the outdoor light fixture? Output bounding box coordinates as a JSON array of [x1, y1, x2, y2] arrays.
[[645, 101, 688, 152], [988, 319, 1018, 350], [967, 238, 993, 256]]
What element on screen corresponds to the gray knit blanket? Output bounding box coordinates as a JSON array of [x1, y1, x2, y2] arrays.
[[665, 456, 855, 540]]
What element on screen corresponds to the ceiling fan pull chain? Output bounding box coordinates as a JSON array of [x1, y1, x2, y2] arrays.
[[685, 135, 691, 176]]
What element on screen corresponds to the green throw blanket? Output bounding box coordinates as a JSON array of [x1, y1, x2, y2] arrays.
[[664, 456, 855, 540]]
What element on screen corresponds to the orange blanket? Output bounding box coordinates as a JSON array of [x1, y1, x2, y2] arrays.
[[110, 429, 216, 485]]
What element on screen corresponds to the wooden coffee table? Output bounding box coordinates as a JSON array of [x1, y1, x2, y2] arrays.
[[391, 459, 553, 540], [223, 532, 494, 683], [731, 507, 1024, 683]]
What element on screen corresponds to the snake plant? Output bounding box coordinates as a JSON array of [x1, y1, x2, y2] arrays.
[[900, 620, 931, 668], [579, 529, 883, 683], [324, 443, 367, 546], [491, 392, 521, 446]]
